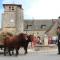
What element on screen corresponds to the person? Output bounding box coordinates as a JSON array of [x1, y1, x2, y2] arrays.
[[37, 36, 41, 44], [57, 26, 60, 54]]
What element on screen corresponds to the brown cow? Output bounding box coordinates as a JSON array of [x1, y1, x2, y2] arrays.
[[4, 33, 31, 56], [4, 33, 37, 56]]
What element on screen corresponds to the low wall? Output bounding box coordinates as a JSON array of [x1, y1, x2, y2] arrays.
[[34, 44, 57, 51]]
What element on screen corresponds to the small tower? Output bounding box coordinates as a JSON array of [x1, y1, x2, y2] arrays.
[[2, 4, 24, 34]]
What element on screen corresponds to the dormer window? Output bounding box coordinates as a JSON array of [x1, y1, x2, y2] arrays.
[[41, 25, 46, 29]]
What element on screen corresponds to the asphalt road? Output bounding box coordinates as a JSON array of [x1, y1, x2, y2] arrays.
[[0, 48, 59, 60]]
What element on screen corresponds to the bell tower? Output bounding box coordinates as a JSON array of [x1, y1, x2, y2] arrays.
[[2, 4, 24, 34]]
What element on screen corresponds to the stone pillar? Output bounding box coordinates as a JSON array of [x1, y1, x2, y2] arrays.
[[44, 34, 48, 46]]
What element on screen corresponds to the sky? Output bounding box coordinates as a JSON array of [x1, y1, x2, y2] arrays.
[[0, 0, 60, 27]]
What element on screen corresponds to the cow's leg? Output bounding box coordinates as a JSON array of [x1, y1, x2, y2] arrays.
[[1, 48, 2, 50], [24, 46, 28, 54], [4, 46, 6, 56], [12, 50, 14, 55], [8, 48, 12, 56], [15, 48, 18, 56], [24, 41, 29, 54]]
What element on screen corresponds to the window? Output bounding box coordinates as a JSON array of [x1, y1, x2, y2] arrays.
[[26, 24, 32, 29], [9, 6, 14, 11], [9, 6, 11, 10], [9, 6, 11, 9], [12, 6, 14, 10], [41, 25, 46, 29]]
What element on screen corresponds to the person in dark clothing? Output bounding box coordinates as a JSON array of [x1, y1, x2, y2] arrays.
[[57, 26, 60, 54], [57, 33, 60, 54]]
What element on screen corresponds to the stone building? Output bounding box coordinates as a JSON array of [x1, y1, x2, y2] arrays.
[[24, 19, 60, 36], [2, 4, 24, 34], [2, 3, 60, 37]]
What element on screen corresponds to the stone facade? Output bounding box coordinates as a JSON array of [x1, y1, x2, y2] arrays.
[[2, 4, 24, 34], [24, 19, 59, 36]]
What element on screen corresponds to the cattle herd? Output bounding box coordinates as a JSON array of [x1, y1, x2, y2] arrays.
[[0, 33, 39, 56]]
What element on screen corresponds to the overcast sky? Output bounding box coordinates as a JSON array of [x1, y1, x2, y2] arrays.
[[0, 0, 60, 27]]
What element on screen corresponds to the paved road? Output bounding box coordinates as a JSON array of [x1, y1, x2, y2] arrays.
[[0, 48, 59, 60]]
